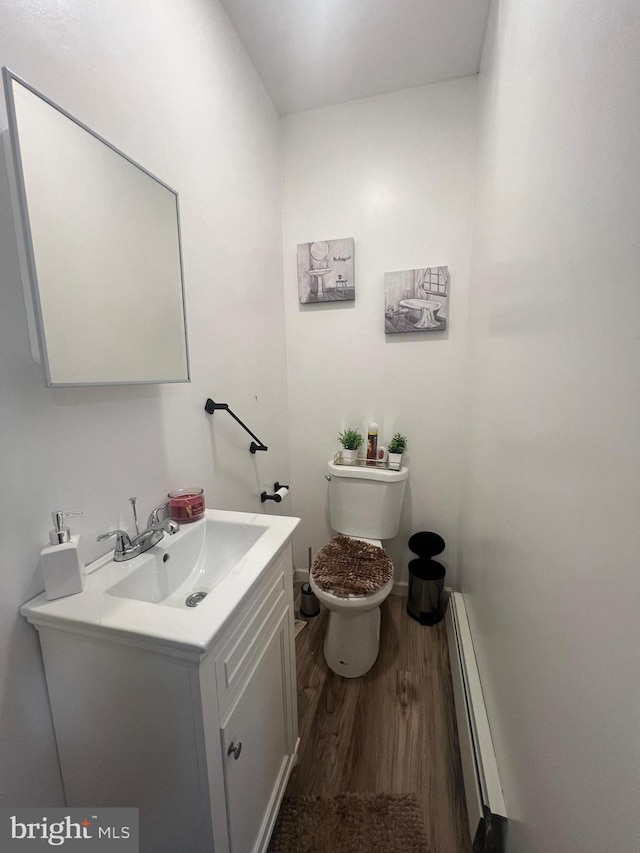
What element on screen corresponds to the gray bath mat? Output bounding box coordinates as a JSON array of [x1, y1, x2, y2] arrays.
[[268, 792, 429, 852]]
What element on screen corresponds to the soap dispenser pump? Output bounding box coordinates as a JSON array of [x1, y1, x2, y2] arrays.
[[40, 511, 85, 600]]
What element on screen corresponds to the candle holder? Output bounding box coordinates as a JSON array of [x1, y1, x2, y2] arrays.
[[168, 487, 205, 523]]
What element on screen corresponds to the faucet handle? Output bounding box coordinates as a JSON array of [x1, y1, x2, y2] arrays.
[[147, 500, 170, 528], [97, 529, 133, 554]]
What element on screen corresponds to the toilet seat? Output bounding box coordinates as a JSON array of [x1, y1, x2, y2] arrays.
[[310, 535, 394, 597]]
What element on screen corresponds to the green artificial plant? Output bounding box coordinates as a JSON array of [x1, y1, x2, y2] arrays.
[[338, 428, 364, 450], [388, 432, 407, 454]]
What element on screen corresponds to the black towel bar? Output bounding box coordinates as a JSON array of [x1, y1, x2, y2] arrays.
[[204, 398, 268, 453]]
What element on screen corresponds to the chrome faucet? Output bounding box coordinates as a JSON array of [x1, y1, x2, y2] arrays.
[[97, 505, 179, 562], [134, 518, 179, 553]]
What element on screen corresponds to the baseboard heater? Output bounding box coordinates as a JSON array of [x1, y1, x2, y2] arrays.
[[445, 592, 507, 852]]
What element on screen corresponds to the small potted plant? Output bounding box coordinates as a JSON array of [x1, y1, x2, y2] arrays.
[[388, 432, 407, 469], [338, 427, 364, 464]]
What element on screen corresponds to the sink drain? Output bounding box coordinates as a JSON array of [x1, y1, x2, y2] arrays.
[[186, 591, 208, 608]]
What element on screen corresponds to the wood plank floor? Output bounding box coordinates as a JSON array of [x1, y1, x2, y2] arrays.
[[287, 590, 472, 853]]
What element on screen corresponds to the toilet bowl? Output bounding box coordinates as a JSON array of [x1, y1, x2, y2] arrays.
[[310, 459, 408, 678], [309, 539, 395, 677]]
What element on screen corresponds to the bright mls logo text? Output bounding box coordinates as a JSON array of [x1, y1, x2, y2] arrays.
[[11, 815, 131, 845], [0, 808, 139, 850]]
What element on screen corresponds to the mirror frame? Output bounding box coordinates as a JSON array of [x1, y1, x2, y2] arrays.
[[2, 67, 191, 387]]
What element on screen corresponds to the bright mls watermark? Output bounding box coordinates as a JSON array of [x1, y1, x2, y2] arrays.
[[0, 809, 138, 850]]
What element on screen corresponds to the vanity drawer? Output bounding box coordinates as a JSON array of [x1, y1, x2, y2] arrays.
[[214, 547, 291, 720]]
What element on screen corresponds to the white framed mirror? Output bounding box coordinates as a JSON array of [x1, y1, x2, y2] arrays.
[[2, 68, 190, 386]]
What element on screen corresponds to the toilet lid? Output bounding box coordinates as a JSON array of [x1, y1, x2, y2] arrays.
[[311, 535, 394, 596]]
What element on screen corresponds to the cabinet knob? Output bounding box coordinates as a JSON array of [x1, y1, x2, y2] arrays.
[[227, 741, 242, 760]]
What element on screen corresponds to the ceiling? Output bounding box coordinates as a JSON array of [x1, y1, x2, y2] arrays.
[[219, 0, 491, 115]]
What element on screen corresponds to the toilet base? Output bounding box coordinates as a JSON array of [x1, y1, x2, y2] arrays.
[[323, 606, 382, 678]]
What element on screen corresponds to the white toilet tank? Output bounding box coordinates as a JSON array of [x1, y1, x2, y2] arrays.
[[327, 459, 408, 540]]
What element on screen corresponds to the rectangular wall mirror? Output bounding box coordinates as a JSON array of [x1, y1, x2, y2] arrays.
[[2, 68, 190, 386]]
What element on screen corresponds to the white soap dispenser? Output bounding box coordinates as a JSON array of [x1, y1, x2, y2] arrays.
[[40, 511, 85, 600]]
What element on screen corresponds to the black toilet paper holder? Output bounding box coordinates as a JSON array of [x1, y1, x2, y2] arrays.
[[260, 482, 289, 503]]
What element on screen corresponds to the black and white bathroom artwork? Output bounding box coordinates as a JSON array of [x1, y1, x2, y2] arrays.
[[384, 266, 449, 334], [297, 237, 355, 304]]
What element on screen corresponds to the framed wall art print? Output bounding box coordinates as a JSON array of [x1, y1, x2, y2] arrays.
[[297, 237, 355, 304], [384, 266, 449, 334]]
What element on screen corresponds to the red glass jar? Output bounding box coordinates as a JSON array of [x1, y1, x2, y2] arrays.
[[168, 487, 205, 523]]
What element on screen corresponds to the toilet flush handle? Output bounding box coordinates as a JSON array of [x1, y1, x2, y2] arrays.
[[325, 474, 331, 481]]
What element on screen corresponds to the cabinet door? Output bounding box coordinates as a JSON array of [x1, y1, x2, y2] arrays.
[[221, 608, 290, 853]]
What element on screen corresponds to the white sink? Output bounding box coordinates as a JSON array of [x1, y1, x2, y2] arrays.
[[21, 509, 300, 653], [108, 517, 265, 607]]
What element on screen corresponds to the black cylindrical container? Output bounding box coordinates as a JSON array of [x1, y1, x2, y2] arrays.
[[406, 530, 446, 625], [406, 559, 446, 625], [300, 582, 320, 617]]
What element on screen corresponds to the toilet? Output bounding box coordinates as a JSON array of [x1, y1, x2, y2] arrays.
[[309, 459, 409, 678]]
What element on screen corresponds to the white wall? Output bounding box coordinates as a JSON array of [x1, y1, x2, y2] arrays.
[[460, 1, 640, 851], [0, 0, 289, 805], [282, 77, 478, 581]]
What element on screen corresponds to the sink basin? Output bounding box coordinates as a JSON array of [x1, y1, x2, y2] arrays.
[[20, 509, 300, 653], [108, 518, 264, 607]]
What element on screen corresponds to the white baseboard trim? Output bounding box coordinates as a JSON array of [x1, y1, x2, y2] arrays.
[[392, 580, 408, 597], [445, 591, 506, 851]]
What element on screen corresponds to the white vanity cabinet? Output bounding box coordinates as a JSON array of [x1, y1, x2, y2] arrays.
[[29, 542, 299, 853]]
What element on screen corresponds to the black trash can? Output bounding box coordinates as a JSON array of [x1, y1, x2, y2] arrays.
[[406, 531, 446, 625], [407, 559, 446, 624]]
